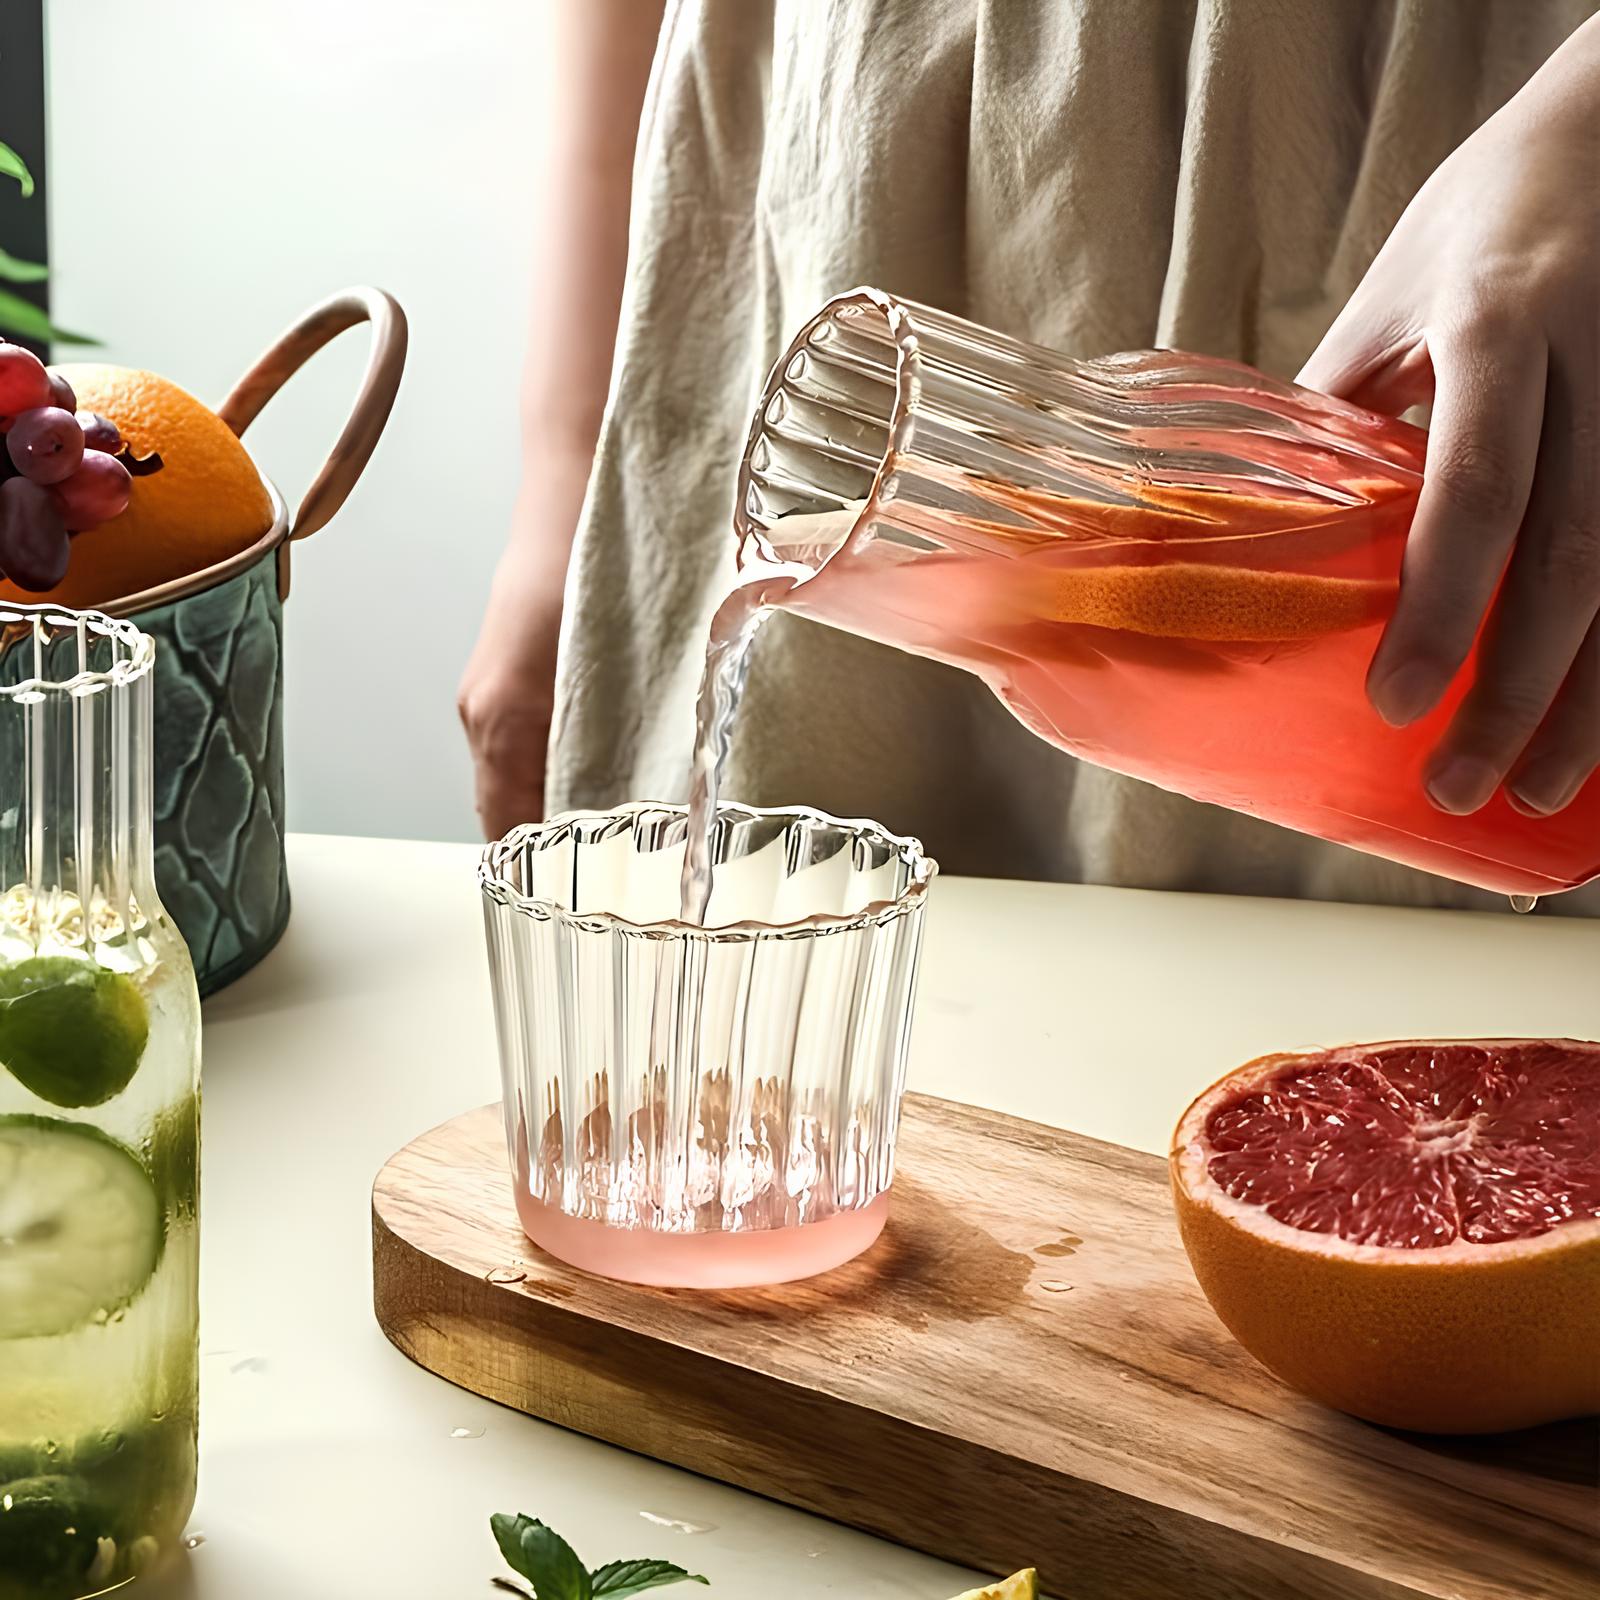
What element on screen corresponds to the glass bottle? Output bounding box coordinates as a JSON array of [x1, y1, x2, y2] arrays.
[[734, 288, 1600, 899], [0, 606, 200, 1598]]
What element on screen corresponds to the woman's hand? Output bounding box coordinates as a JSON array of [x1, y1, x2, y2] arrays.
[[458, 540, 567, 839], [1299, 16, 1599, 817]]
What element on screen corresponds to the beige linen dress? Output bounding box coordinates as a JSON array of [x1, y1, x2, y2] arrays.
[[548, 0, 1600, 914]]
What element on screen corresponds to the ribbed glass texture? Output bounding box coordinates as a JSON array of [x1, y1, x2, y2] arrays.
[[728, 288, 1600, 898], [735, 287, 1426, 568], [0, 608, 160, 954], [480, 805, 933, 1255]]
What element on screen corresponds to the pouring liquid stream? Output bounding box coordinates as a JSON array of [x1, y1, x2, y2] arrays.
[[678, 564, 801, 923], [680, 504, 865, 924]]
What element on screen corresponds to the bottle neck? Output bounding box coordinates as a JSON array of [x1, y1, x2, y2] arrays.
[[0, 612, 159, 960]]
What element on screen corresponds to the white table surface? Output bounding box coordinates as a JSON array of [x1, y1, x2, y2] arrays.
[[144, 833, 1600, 1600]]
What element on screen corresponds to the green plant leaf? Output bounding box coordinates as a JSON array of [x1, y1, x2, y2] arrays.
[[490, 1514, 592, 1600], [0, 249, 48, 285], [492, 1515, 541, 1578], [591, 1559, 710, 1597], [0, 143, 35, 198], [0, 288, 99, 347]]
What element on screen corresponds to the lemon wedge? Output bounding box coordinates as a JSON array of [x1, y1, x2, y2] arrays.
[[951, 1572, 1038, 1600]]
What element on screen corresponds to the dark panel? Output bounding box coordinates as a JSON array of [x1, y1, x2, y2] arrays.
[[0, 1, 49, 359]]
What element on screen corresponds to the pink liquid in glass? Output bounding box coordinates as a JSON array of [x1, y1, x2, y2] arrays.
[[765, 471, 1600, 900]]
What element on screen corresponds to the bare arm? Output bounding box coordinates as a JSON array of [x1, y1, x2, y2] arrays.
[[460, 0, 666, 838]]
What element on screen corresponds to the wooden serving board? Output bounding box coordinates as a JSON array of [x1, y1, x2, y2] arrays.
[[371, 1098, 1597, 1600]]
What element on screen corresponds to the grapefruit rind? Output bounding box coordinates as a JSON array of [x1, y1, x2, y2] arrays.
[[1045, 565, 1395, 642]]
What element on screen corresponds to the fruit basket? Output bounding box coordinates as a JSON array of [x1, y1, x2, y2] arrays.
[[70, 289, 404, 994]]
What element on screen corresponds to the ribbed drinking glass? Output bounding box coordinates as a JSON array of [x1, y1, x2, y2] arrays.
[[480, 803, 934, 1287]]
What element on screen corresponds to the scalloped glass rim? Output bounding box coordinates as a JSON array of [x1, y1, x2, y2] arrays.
[[0, 605, 155, 698], [734, 285, 910, 572], [479, 801, 937, 939]]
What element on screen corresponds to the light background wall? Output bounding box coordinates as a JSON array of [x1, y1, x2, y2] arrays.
[[46, 0, 552, 841]]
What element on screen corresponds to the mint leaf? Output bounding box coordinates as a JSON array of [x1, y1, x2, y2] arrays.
[[0, 249, 48, 285], [591, 1558, 709, 1596], [0, 143, 35, 198], [490, 1514, 591, 1600], [492, 1514, 538, 1577]]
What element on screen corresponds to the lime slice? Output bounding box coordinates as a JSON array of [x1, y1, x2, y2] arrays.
[[148, 1095, 199, 1220], [0, 1115, 162, 1339], [0, 957, 149, 1108], [951, 1573, 1039, 1600]]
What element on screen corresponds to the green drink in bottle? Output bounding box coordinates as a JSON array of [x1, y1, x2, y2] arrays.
[[0, 608, 200, 1597]]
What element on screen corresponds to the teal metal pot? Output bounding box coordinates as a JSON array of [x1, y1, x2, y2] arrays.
[[106, 289, 406, 995], [136, 527, 290, 995]]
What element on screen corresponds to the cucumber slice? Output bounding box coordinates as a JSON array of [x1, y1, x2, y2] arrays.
[[0, 1116, 162, 1340]]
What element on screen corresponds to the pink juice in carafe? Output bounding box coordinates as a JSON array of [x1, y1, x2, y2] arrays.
[[725, 290, 1600, 901]]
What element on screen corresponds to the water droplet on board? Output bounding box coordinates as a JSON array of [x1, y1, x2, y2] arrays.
[[184, 1531, 207, 1550], [449, 1425, 485, 1440], [639, 1511, 717, 1535], [1509, 894, 1539, 914], [485, 1265, 526, 1286], [1039, 1280, 1074, 1294], [1035, 1233, 1082, 1259]]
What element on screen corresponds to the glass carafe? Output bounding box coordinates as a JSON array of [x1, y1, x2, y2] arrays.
[[734, 288, 1600, 899], [0, 608, 201, 1598]]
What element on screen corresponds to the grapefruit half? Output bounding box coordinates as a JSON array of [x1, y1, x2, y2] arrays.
[[1171, 1038, 1600, 1433]]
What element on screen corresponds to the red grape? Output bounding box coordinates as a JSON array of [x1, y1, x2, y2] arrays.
[[52, 450, 132, 532], [46, 371, 77, 413], [0, 345, 52, 428], [7, 407, 85, 486], [77, 411, 121, 454], [0, 478, 70, 590]]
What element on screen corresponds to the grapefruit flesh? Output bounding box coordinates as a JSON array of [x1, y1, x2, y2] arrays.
[[1171, 1039, 1600, 1434]]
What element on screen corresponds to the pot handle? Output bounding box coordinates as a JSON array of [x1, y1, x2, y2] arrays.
[[218, 287, 407, 598]]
